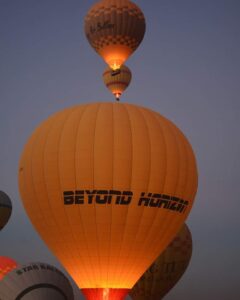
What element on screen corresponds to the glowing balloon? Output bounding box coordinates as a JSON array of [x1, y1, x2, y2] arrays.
[[85, 0, 146, 70], [19, 102, 198, 300], [0, 191, 12, 231], [0, 262, 74, 300], [0, 256, 17, 280], [130, 224, 192, 300], [102, 65, 132, 101]]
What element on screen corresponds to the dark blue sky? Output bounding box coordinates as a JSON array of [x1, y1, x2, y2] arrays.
[[1, 0, 240, 299]]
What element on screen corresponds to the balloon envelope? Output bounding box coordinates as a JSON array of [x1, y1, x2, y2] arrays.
[[102, 65, 132, 100], [0, 256, 18, 280], [130, 224, 192, 300], [85, 0, 146, 69], [0, 262, 74, 300], [18, 102, 198, 299], [0, 191, 12, 231]]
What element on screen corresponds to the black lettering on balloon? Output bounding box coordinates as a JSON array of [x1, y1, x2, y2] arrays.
[[120, 191, 133, 205], [63, 190, 189, 213], [86, 190, 97, 204], [89, 20, 115, 35], [75, 190, 84, 204], [63, 191, 74, 205]]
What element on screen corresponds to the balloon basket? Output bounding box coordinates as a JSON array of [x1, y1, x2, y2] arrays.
[[81, 288, 130, 300]]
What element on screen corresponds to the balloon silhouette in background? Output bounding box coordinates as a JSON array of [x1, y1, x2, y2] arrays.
[[102, 64, 132, 101], [0, 256, 18, 280], [130, 224, 192, 300], [0, 191, 12, 231], [18, 102, 198, 300], [0, 262, 74, 300], [85, 0, 146, 70]]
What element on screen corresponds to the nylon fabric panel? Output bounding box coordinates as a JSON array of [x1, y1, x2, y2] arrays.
[[114, 106, 191, 287], [147, 115, 185, 263], [93, 103, 114, 285], [74, 103, 102, 286], [107, 104, 132, 286], [32, 110, 75, 263], [118, 107, 169, 286], [129, 110, 196, 280], [58, 105, 91, 284], [44, 107, 89, 284], [114, 104, 151, 287], [19, 118, 61, 239]]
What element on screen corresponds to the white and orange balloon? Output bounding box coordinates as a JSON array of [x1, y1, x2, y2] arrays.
[[85, 0, 146, 70], [0, 261, 74, 300], [102, 64, 132, 101]]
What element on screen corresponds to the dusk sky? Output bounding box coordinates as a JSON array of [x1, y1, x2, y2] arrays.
[[1, 0, 240, 299]]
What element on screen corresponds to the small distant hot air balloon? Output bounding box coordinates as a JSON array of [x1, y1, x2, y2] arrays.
[[0, 191, 12, 231], [0, 262, 74, 300], [0, 256, 17, 280], [102, 64, 132, 101], [19, 102, 198, 300], [130, 224, 192, 300], [85, 0, 146, 70]]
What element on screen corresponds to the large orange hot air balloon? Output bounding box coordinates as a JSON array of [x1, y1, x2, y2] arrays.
[[0, 191, 12, 231], [18, 102, 198, 300], [84, 0, 146, 70], [0, 256, 17, 280], [102, 65, 132, 101], [130, 224, 192, 300]]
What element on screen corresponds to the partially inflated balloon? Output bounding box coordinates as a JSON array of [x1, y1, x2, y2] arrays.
[[0, 262, 74, 300], [19, 102, 198, 300], [0, 191, 12, 231], [102, 65, 132, 100], [85, 0, 146, 70], [130, 224, 192, 300], [0, 256, 17, 280]]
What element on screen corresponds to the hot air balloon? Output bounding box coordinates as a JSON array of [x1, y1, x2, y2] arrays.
[[102, 64, 132, 101], [130, 224, 192, 300], [0, 256, 17, 280], [84, 0, 146, 70], [0, 191, 12, 231], [18, 102, 198, 300], [0, 262, 74, 300]]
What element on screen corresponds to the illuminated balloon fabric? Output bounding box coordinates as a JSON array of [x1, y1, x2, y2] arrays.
[[102, 65, 132, 100], [0, 191, 12, 230], [18, 102, 198, 299], [0, 262, 74, 300], [85, 0, 146, 70], [130, 224, 192, 300], [0, 256, 17, 280]]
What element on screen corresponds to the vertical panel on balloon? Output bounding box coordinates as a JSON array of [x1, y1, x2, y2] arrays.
[[75, 103, 102, 287], [58, 105, 91, 285], [93, 103, 114, 285]]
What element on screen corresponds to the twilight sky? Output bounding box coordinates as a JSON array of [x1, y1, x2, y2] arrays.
[[1, 0, 240, 299]]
